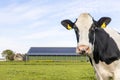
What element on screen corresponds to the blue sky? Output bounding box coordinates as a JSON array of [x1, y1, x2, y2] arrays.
[[0, 0, 120, 57]]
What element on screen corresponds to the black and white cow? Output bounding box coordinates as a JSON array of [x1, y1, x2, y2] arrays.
[[61, 13, 120, 80]]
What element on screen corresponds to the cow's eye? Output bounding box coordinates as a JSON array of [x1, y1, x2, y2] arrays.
[[89, 29, 95, 44], [74, 27, 79, 32], [90, 23, 98, 32]]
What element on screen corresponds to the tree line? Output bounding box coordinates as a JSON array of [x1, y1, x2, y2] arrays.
[[1, 49, 26, 61]]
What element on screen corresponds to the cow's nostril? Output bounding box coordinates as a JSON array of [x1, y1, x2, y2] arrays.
[[81, 50, 86, 54], [86, 47, 89, 51]]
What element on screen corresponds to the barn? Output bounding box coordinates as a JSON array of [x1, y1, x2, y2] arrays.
[[27, 47, 86, 61]]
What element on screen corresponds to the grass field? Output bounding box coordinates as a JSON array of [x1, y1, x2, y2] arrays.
[[0, 61, 96, 80]]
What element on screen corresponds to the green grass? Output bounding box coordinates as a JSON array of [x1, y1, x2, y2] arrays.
[[0, 61, 96, 80]]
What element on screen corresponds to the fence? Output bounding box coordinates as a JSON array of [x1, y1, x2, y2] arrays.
[[27, 55, 89, 62]]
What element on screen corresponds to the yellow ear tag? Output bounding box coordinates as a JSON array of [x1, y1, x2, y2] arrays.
[[101, 22, 106, 28], [67, 24, 72, 30]]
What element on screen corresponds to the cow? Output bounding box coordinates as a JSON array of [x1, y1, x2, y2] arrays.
[[61, 13, 120, 80]]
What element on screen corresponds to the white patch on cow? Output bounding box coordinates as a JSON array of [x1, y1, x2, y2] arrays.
[[95, 61, 114, 80], [104, 27, 120, 51], [91, 58, 120, 80], [114, 59, 120, 80], [75, 13, 93, 54], [75, 13, 93, 45]]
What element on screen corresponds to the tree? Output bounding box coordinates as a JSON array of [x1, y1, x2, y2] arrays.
[[1, 49, 15, 61]]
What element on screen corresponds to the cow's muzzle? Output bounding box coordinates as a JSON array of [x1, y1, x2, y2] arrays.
[[76, 45, 90, 55]]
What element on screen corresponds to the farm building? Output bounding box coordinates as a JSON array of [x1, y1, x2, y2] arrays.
[[27, 47, 86, 61]]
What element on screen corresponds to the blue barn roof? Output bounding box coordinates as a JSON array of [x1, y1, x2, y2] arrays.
[[27, 47, 77, 56]]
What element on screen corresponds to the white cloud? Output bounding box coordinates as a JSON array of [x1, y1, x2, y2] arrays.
[[0, 2, 51, 25], [27, 20, 47, 29], [21, 27, 74, 40], [0, 37, 27, 54]]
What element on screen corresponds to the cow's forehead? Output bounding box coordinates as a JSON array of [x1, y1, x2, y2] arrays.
[[75, 13, 93, 30]]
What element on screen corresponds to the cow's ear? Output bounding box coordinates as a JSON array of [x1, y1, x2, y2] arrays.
[[61, 20, 74, 30], [97, 17, 111, 28]]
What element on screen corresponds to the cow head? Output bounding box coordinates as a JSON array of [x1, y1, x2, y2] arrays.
[[61, 13, 111, 56]]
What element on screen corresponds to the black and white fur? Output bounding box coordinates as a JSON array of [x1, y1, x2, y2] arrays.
[[61, 13, 120, 80]]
